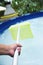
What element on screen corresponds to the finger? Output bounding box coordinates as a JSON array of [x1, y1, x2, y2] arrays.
[[18, 51, 20, 55], [9, 50, 15, 57], [17, 44, 22, 47], [17, 47, 21, 51], [17, 47, 21, 55]]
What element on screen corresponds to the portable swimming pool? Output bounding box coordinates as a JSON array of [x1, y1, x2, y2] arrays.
[[0, 12, 43, 65]]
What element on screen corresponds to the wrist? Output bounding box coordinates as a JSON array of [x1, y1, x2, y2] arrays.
[[0, 44, 10, 55], [5, 45, 10, 55]]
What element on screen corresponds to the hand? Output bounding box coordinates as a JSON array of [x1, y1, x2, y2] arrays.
[[8, 44, 22, 57]]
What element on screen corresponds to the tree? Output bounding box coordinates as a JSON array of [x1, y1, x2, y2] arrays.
[[11, 0, 43, 15]]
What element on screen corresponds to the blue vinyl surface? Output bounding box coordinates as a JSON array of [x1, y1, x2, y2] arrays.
[[0, 12, 43, 33], [0, 12, 43, 65]]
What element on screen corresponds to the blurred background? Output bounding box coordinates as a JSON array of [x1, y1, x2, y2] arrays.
[[0, 0, 43, 16]]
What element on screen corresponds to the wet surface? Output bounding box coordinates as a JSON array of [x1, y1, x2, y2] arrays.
[[0, 17, 43, 65]]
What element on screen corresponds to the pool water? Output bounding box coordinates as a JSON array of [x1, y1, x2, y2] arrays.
[[0, 17, 43, 65]]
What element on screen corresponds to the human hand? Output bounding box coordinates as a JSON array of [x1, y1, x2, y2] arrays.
[[8, 44, 22, 57]]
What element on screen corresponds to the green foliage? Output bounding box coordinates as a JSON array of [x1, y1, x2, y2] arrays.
[[0, 11, 4, 17], [0, 0, 5, 6], [12, 0, 43, 15], [0, 0, 5, 16]]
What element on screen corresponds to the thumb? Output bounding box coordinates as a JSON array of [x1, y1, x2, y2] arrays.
[[17, 44, 22, 47]]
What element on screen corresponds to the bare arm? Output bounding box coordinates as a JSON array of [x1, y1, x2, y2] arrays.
[[0, 44, 22, 57], [0, 44, 9, 55]]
